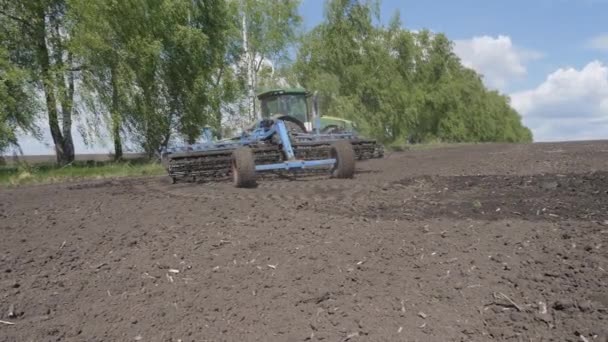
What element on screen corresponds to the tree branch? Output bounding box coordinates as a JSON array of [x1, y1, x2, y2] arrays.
[[214, 65, 224, 87], [254, 53, 265, 73], [0, 9, 34, 31], [67, 65, 86, 72]]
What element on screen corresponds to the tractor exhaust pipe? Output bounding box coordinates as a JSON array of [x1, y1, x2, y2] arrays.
[[312, 91, 321, 133]]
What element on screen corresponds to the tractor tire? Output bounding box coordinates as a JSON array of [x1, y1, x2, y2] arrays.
[[330, 140, 355, 179], [232, 147, 256, 188], [271, 115, 307, 133], [321, 125, 341, 134]]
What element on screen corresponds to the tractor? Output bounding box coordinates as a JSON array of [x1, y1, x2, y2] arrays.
[[161, 88, 383, 187]]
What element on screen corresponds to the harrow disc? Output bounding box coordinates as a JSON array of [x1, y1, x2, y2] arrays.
[[163, 139, 382, 183]]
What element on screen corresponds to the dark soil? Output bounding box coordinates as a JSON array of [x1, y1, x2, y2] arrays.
[[1, 141, 607, 341]]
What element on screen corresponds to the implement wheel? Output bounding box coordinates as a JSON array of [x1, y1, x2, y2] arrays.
[[330, 140, 355, 179], [232, 147, 256, 188]]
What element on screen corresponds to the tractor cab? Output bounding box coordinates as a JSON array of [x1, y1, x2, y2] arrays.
[[257, 88, 358, 134], [258, 88, 312, 131]]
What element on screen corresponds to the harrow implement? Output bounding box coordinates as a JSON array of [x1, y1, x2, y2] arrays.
[[160, 88, 383, 187], [162, 120, 358, 187]]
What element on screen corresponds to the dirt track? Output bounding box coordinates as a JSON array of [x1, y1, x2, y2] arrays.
[[1, 141, 607, 342]]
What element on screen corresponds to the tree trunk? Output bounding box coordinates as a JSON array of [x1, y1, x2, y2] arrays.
[[110, 67, 123, 160], [111, 112, 123, 160], [35, 9, 66, 165], [242, 15, 257, 122], [35, 6, 74, 165], [213, 67, 224, 139], [59, 52, 75, 164]]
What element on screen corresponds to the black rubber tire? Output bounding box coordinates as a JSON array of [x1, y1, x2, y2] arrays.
[[271, 115, 307, 133], [321, 125, 341, 134], [232, 147, 256, 188], [330, 140, 355, 179]]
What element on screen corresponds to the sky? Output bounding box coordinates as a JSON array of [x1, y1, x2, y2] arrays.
[[15, 0, 608, 155], [299, 0, 608, 142]]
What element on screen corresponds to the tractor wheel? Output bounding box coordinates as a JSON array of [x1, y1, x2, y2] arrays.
[[232, 147, 257, 188], [271, 115, 307, 133], [330, 140, 355, 179], [321, 125, 341, 134]]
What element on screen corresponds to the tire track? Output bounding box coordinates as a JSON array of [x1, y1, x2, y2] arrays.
[[138, 176, 388, 204]]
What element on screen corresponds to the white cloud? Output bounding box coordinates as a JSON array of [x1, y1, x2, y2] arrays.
[[453, 35, 542, 90], [586, 33, 608, 52], [510, 61, 608, 142]]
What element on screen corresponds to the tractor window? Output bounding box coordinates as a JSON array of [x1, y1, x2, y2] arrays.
[[260, 95, 308, 123], [282, 95, 308, 123], [261, 97, 279, 118]]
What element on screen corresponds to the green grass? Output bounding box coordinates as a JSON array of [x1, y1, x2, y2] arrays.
[[0, 160, 165, 186]]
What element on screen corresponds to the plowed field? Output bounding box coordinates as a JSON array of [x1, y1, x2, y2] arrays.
[[1, 141, 607, 341]]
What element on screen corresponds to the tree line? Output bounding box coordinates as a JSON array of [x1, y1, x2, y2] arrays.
[[0, 0, 532, 164]]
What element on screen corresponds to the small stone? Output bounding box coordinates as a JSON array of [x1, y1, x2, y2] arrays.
[[591, 293, 608, 307], [490, 254, 504, 263], [595, 329, 608, 342], [418, 311, 427, 319], [490, 306, 503, 314], [553, 299, 574, 311], [534, 312, 552, 323], [509, 311, 525, 322], [541, 181, 558, 189], [7, 304, 15, 318], [578, 300, 593, 313]]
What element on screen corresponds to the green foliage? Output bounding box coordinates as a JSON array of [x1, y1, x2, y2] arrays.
[[237, 0, 302, 121], [70, 0, 239, 155], [240, 0, 302, 67], [0, 160, 164, 186], [2, 0, 532, 164], [0, 47, 38, 153], [295, 0, 532, 144], [0, 0, 77, 164]]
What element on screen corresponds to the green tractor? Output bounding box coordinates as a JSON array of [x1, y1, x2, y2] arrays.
[[257, 88, 383, 159], [161, 88, 383, 183]]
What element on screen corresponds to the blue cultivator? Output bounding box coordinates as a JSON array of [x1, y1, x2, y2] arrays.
[[161, 88, 382, 187]]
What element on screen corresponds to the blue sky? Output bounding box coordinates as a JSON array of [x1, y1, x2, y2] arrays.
[[301, 0, 608, 91], [15, 0, 608, 155], [300, 0, 608, 142]]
